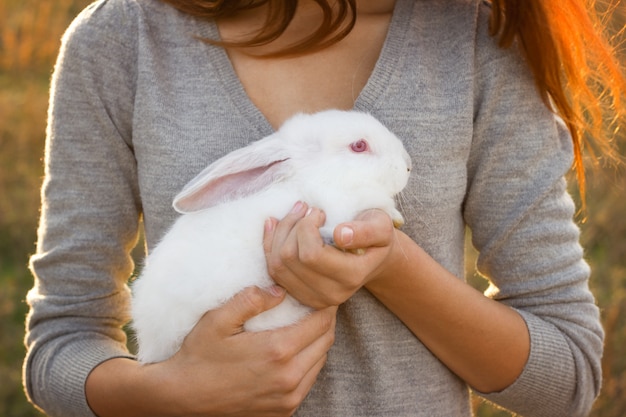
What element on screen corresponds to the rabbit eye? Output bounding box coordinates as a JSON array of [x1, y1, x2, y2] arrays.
[[350, 139, 369, 153]]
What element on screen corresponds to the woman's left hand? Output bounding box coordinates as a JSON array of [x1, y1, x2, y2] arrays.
[[264, 202, 531, 395], [263, 201, 402, 309]]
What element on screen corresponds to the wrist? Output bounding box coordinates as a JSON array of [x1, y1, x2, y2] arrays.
[[365, 229, 414, 291], [85, 357, 175, 417]]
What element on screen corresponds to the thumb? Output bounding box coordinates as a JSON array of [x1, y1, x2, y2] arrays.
[[213, 286, 286, 335], [333, 209, 395, 250]]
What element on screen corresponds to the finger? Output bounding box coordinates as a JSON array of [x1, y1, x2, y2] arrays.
[[271, 201, 310, 249], [265, 306, 336, 363], [263, 217, 279, 259], [267, 205, 369, 308], [290, 307, 337, 367], [284, 353, 329, 413], [265, 205, 326, 296], [283, 308, 336, 398], [254, 353, 329, 417], [280, 207, 329, 277], [293, 207, 328, 250], [263, 202, 310, 281], [333, 209, 395, 250], [274, 221, 347, 307], [209, 286, 287, 336], [247, 307, 336, 412], [272, 208, 369, 308]]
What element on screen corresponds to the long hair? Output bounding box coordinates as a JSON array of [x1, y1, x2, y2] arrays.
[[160, 0, 358, 55], [161, 0, 626, 199], [489, 0, 625, 202]]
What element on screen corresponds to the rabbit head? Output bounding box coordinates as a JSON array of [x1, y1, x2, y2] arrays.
[[174, 110, 411, 227]]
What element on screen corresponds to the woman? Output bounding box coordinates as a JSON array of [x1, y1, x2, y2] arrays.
[[24, 0, 624, 416]]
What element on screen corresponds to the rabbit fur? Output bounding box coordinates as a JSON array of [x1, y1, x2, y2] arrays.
[[131, 110, 412, 363]]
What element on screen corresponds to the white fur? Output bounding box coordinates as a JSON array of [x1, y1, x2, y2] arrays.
[[131, 110, 412, 363]]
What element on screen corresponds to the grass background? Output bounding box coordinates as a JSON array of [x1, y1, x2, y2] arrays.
[[0, 1, 624, 416]]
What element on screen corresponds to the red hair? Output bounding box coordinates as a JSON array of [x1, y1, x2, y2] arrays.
[[161, 0, 626, 200], [490, 0, 626, 202]]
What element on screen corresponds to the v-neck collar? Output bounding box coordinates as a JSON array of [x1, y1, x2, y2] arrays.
[[199, 0, 413, 137]]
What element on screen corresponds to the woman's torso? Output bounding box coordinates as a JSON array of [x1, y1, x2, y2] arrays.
[[128, 0, 485, 414]]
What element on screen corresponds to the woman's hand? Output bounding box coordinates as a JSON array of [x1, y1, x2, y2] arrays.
[[262, 201, 403, 310], [262, 201, 530, 394], [86, 286, 336, 417]]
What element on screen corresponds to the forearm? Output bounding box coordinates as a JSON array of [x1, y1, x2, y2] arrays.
[[365, 231, 530, 393]]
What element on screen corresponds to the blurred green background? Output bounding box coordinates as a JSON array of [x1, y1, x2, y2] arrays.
[[0, 1, 624, 416]]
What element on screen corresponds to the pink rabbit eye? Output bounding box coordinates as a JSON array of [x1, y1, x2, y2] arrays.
[[350, 139, 369, 153]]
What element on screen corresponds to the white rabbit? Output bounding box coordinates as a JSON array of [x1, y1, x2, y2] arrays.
[[131, 110, 412, 363]]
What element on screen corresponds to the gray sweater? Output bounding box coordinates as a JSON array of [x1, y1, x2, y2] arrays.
[[24, 0, 604, 416]]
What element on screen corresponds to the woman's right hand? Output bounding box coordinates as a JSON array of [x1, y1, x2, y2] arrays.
[[86, 286, 337, 417]]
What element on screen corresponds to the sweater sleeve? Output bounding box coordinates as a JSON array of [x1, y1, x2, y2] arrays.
[[23, 2, 141, 416], [463, 7, 604, 417]]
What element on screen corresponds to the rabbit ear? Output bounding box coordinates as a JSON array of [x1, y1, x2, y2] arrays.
[[173, 134, 291, 213]]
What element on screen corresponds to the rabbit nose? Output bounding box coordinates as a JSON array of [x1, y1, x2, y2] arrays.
[[404, 152, 412, 172]]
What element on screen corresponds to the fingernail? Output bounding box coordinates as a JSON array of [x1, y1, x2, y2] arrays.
[[266, 285, 285, 297], [291, 201, 305, 214], [305, 207, 313, 217], [340, 226, 354, 245], [264, 218, 274, 233]]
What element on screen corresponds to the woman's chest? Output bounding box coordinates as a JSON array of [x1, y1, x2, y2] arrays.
[[220, 12, 393, 129]]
